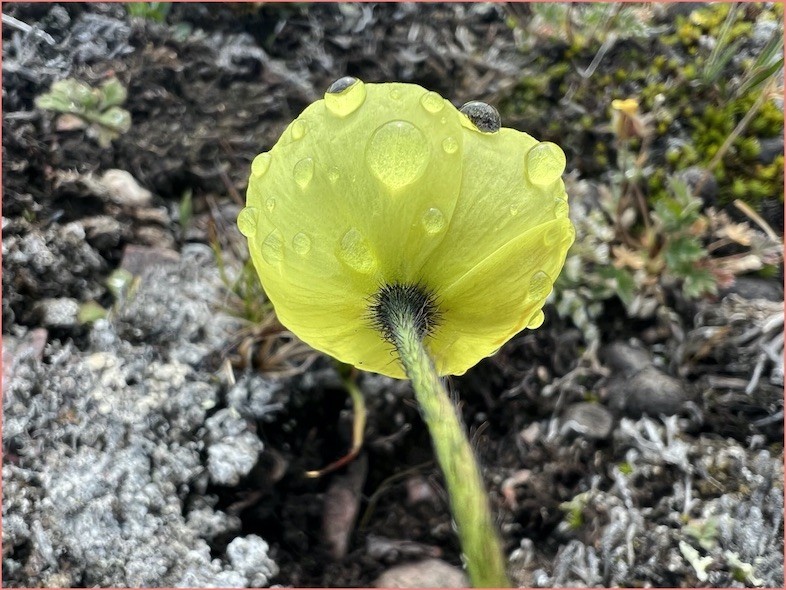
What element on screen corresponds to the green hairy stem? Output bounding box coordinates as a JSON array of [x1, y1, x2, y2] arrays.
[[390, 315, 510, 588]]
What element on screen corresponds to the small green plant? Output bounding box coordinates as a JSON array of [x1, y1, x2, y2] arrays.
[[554, 94, 783, 349], [78, 268, 138, 324], [126, 2, 171, 23], [35, 77, 131, 147]]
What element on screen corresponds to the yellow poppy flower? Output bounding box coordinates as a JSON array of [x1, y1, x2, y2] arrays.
[[239, 79, 574, 378]]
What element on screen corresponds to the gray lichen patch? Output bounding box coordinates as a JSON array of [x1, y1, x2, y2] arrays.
[[2, 246, 279, 587]]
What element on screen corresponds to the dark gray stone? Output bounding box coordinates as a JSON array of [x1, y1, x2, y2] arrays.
[[561, 402, 614, 440], [600, 341, 652, 375], [606, 366, 687, 417], [720, 276, 783, 302]]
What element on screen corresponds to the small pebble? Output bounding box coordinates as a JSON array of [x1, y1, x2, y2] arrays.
[[120, 244, 180, 277], [600, 341, 652, 375], [561, 402, 614, 440], [100, 169, 152, 207], [373, 558, 469, 588], [606, 366, 687, 418], [405, 475, 437, 506]]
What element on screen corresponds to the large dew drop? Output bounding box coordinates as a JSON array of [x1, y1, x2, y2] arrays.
[[527, 270, 553, 302], [459, 101, 501, 133], [290, 119, 307, 141], [293, 157, 314, 189], [251, 153, 272, 178], [553, 198, 569, 219], [325, 77, 367, 117], [261, 230, 284, 265], [422, 207, 446, 234], [420, 91, 445, 114], [366, 121, 430, 191], [339, 228, 376, 273], [527, 142, 567, 186], [442, 136, 458, 154], [292, 232, 312, 256], [527, 309, 546, 329], [237, 207, 259, 237]]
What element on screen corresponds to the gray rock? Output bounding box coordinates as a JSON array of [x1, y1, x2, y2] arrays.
[[34, 297, 80, 328], [374, 558, 469, 588], [600, 341, 652, 375], [720, 276, 783, 302], [606, 366, 687, 417], [119, 244, 181, 278], [757, 136, 783, 165], [561, 402, 614, 440], [81, 215, 124, 251], [100, 169, 153, 207]]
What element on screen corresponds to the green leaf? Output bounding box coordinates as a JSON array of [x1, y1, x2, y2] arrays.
[[96, 106, 132, 133], [78, 301, 108, 324], [36, 78, 100, 114], [665, 235, 705, 270], [682, 268, 717, 299], [597, 266, 636, 306], [107, 268, 135, 300], [737, 56, 784, 97], [99, 77, 128, 109]]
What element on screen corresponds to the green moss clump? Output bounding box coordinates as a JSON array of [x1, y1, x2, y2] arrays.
[[502, 2, 783, 211]]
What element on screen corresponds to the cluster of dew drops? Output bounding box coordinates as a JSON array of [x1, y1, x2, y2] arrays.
[[238, 77, 570, 293]]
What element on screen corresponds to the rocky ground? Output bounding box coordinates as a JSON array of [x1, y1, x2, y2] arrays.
[[3, 3, 784, 588]]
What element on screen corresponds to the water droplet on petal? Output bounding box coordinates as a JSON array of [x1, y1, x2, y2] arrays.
[[366, 121, 430, 191], [339, 228, 376, 273], [544, 224, 561, 246], [291, 119, 307, 140], [527, 270, 553, 302], [325, 77, 366, 117], [420, 91, 445, 113], [292, 232, 312, 256], [442, 136, 458, 154], [422, 207, 446, 234], [459, 101, 501, 133], [527, 309, 545, 329], [251, 153, 271, 178], [265, 197, 276, 212], [261, 230, 283, 265], [237, 207, 259, 237], [293, 157, 314, 189], [389, 87, 402, 100], [327, 76, 358, 94], [553, 198, 569, 219], [328, 167, 340, 184], [509, 203, 520, 216], [563, 223, 576, 248], [527, 142, 567, 186]]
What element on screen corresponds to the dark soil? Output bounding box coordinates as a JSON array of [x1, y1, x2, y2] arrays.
[[3, 3, 783, 588]]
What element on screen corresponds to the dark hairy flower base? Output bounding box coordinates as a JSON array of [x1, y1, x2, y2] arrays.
[[369, 282, 442, 344]]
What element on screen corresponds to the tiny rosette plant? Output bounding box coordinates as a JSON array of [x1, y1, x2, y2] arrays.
[[239, 79, 574, 378]]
